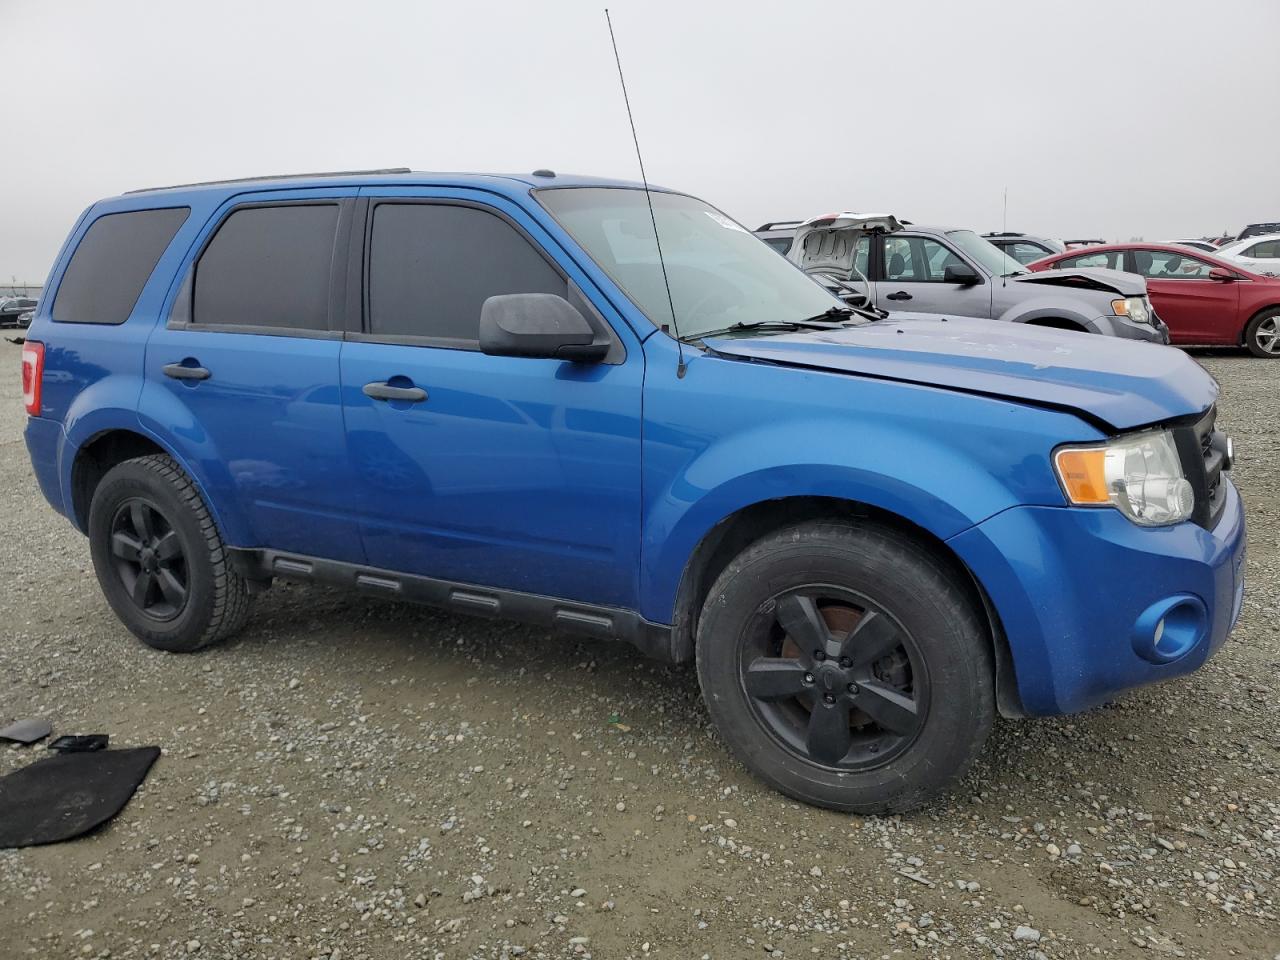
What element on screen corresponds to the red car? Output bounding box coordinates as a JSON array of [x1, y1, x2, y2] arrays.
[[1028, 243, 1280, 357]]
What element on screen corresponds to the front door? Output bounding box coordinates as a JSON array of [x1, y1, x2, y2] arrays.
[[873, 234, 992, 317], [1126, 247, 1239, 344], [338, 188, 644, 608]]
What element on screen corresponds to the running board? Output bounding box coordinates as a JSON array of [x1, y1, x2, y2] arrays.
[[228, 548, 682, 662]]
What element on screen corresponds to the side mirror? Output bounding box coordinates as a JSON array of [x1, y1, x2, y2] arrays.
[[1208, 267, 1236, 282], [943, 262, 981, 285], [479, 293, 608, 362]]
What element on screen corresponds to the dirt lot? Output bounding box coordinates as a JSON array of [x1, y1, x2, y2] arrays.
[[0, 347, 1276, 960]]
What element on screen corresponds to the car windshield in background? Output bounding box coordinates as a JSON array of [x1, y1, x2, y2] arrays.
[[537, 187, 844, 340], [1240, 222, 1280, 239], [946, 229, 1028, 277]]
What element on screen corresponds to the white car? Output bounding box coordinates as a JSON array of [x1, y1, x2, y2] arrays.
[[1215, 234, 1280, 276]]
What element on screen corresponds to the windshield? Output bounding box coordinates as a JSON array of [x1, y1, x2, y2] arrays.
[[946, 229, 1027, 276], [1241, 222, 1280, 240], [537, 188, 844, 339]]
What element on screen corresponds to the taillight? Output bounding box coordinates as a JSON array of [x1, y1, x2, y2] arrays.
[[21, 340, 44, 415]]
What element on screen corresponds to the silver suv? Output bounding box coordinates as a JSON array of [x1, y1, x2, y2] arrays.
[[788, 214, 1169, 343]]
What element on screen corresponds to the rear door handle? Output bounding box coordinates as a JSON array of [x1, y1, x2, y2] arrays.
[[163, 362, 210, 381], [886, 291, 913, 301], [363, 381, 427, 403]]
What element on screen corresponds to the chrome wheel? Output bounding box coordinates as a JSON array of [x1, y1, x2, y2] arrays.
[[1254, 315, 1280, 355]]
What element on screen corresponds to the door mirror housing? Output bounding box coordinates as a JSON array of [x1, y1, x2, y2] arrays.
[[479, 293, 608, 362], [1208, 266, 1237, 282], [943, 262, 981, 285]]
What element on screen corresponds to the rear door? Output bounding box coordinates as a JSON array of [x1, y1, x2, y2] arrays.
[[338, 187, 644, 608], [1126, 247, 1238, 344], [140, 189, 364, 562], [873, 234, 991, 317]]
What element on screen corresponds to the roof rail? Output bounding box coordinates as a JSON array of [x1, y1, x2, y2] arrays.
[[755, 220, 803, 232], [125, 168, 413, 194], [982, 231, 1025, 238]]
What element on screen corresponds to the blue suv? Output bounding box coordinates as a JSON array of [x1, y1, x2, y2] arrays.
[[21, 169, 1246, 813]]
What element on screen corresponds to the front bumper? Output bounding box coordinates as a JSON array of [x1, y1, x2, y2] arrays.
[[948, 476, 1245, 716], [1088, 313, 1171, 344]]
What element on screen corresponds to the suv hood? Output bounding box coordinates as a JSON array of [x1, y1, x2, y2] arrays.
[[705, 315, 1215, 431], [1012, 266, 1145, 297]]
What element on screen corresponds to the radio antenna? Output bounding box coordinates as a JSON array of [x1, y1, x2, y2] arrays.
[[605, 8, 686, 378], [1001, 185, 1009, 288]]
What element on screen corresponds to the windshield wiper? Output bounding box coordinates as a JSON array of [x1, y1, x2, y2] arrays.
[[794, 306, 855, 324], [687, 308, 856, 341]]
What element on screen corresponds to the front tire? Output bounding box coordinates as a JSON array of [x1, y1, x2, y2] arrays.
[[1244, 308, 1280, 358], [88, 454, 251, 652], [696, 520, 994, 814]]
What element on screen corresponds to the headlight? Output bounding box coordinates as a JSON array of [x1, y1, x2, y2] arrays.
[[1111, 296, 1151, 324], [1054, 429, 1194, 526]]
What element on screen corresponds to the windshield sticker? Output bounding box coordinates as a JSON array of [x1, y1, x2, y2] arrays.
[[704, 211, 748, 233]]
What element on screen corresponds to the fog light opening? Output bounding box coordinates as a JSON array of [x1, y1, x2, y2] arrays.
[[1131, 595, 1207, 665], [1153, 602, 1201, 660]]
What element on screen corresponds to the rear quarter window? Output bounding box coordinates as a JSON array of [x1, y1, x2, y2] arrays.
[[52, 207, 189, 324]]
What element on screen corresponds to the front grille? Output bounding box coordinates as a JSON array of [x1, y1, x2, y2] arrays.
[[1173, 405, 1228, 529]]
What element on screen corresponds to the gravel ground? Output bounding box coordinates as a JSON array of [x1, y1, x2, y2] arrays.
[[0, 347, 1276, 960]]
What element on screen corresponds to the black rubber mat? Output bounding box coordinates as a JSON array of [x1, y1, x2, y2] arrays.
[[0, 747, 160, 848]]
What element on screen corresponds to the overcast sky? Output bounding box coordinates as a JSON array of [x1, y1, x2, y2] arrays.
[[4, 0, 1278, 284]]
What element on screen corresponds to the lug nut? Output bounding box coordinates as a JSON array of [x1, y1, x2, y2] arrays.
[[847, 683, 859, 694], [803, 673, 814, 684], [823, 693, 835, 704], [813, 650, 826, 661], [839, 657, 852, 668]]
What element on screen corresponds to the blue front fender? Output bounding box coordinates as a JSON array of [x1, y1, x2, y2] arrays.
[[637, 343, 1094, 624]]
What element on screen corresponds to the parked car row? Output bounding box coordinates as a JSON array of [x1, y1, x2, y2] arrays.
[[754, 215, 1280, 357], [784, 214, 1165, 343], [1, 296, 37, 328]]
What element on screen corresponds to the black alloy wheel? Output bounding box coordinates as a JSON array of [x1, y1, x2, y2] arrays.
[[695, 520, 995, 813], [741, 587, 926, 769], [108, 497, 189, 621], [88, 453, 251, 651]]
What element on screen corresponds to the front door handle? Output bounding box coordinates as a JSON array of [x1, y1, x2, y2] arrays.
[[886, 291, 913, 301], [163, 362, 210, 381], [363, 381, 428, 403]]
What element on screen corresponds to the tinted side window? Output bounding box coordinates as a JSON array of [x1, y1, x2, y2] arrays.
[[194, 204, 339, 330], [53, 207, 189, 324], [368, 203, 566, 342], [1247, 240, 1280, 259]]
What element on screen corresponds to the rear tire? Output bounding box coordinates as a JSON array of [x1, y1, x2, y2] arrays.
[[695, 520, 994, 814], [1244, 308, 1280, 358], [88, 454, 251, 652]]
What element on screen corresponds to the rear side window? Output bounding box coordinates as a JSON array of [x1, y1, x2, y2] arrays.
[[1056, 250, 1123, 270], [1005, 241, 1051, 264], [194, 203, 339, 330], [367, 203, 566, 343], [53, 207, 189, 324]]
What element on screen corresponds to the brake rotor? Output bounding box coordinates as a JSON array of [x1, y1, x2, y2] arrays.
[[778, 601, 911, 729]]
